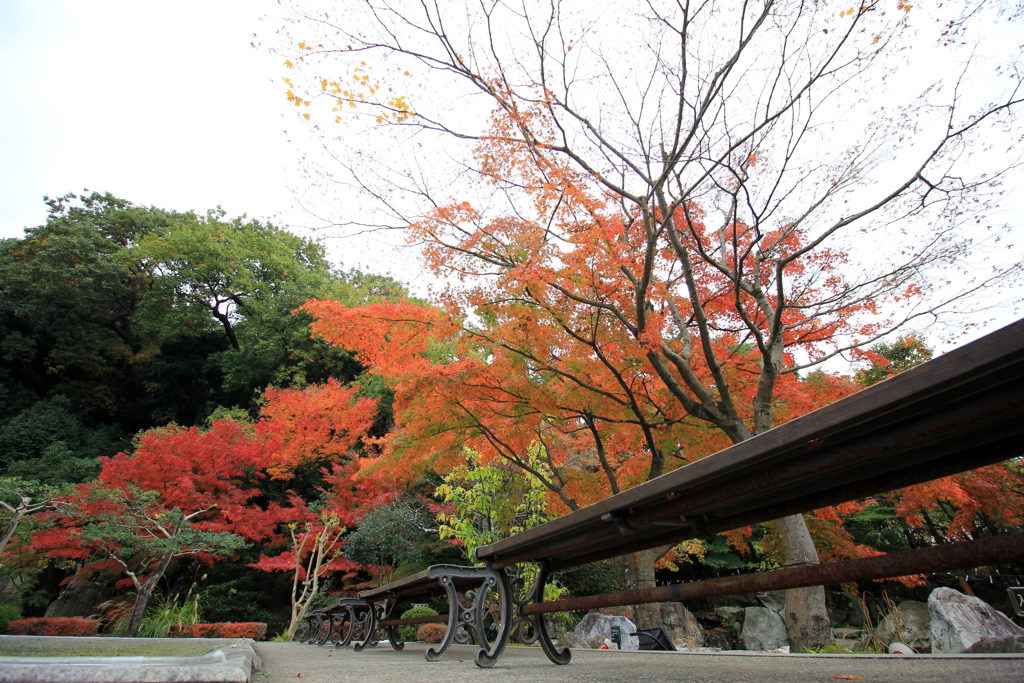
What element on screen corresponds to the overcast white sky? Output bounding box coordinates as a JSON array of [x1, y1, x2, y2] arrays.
[[0, 1, 311, 237], [0, 0, 1020, 352]]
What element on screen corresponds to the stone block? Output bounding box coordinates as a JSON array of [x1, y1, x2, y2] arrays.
[[877, 600, 931, 652], [573, 612, 640, 650], [964, 635, 1024, 653], [756, 591, 785, 613], [44, 581, 110, 619], [659, 602, 702, 648], [740, 606, 789, 651], [929, 587, 1024, 653]]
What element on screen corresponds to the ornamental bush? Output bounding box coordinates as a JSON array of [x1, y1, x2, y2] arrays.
[[170, 622, 267, 640], [7, 618, 99, 637], [416, 623, 446, 644], [398, 606, 438, 641], [0, 602, 22, 634]]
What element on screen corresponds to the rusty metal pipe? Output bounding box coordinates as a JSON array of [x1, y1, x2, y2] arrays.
[[524, 533, 1024, 616]]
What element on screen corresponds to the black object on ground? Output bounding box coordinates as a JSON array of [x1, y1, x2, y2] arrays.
[[633, 628, 676, 651]]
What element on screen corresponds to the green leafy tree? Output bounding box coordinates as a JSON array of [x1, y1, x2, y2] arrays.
[[0, 193, 180, 430], [435, 444, 566, 634], [0, 477, 62, 561], [435, 445, 552, 560], [342, 499, 436, 585], [855, 335, 935, 387], [1, 193, 411, 453], [0, 396, 117, 482]]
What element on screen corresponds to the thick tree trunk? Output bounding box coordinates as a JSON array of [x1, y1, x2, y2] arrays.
[[123, 552, 174, 637], [776, 514, 832, 651], [617, 549, 662, 630]]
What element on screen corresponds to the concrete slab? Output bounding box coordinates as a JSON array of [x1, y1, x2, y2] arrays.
[[0, 636, 261, 683], [254, 641, 1024, 683]]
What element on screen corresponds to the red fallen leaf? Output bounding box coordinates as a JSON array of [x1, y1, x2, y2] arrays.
[[833, 676, 862, 680]]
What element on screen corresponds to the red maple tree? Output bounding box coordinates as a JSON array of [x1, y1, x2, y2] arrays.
[[31, 419, 281, 636]]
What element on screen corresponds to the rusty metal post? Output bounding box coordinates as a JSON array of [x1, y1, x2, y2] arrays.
[[522, 532, 1024, 616]]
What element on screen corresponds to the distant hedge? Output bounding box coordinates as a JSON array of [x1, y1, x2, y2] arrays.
[[170, 623, 267, 640], [7, 618, 99, 637]]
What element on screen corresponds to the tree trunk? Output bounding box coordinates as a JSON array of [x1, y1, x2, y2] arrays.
[[617, 549, 662, 630], [123, 552, 174, 637], [776, 514, 832, 651]]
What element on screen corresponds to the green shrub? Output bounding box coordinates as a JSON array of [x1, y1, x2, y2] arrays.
[[0, 602, 22, 634], [557, 560, 619, 598], [398, 605, 438, 641], [104, 593, 203, 638]]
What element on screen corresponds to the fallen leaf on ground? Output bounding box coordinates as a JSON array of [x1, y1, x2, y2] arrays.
[[833, 676, 862, 680]]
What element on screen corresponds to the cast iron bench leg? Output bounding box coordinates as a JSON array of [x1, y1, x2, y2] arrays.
[[334, 602, 357, 648], [381, 599, 406, 651], [517, 562, 571, 665], [294, 614, 312, 642], [305, 612, 325, 644], [425, 565, 512, 667], [315, 611, 334, 645], [352, 601, 383, 651]]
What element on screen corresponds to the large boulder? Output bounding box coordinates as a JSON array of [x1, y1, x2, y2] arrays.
[[573, 612, 640, 650], [841, 592, 866, 628], [44, 581, 110, 618], [964, 635, 1024, 653], [740, 606, 789, 651], [659, 603, 702, 648], [929, 587, 1024, 653], [555, 631, 589, 649], [756, 591, 785, 614], [877, 600, 931, 652], [715, 605, 745, 628], [824, 591, 851, 627]]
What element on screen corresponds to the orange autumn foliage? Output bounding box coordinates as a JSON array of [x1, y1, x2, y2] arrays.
[[260, 378, 378, 479]]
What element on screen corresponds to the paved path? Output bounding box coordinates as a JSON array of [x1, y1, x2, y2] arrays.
[[254, 642, 1024, 682]]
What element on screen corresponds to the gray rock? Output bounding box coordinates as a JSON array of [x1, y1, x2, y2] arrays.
[[833, 637, 865, 652], [929, 587, 1024, 653], [832, 627, 864, 640], [573, 612, 640, 651], [825, 591, 849, 627], [45, 581, 110, 618], [740, 606, 789, 651], [964, 635, 1024, 653], [715, 605, 745, 627], [877, 600, 931, 652], [843, 592, 866, 628], [583, 632, 607, 648], [555, 631, 589, 649], [659, 603, 702, 648], [756, 591, 786, 613]]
